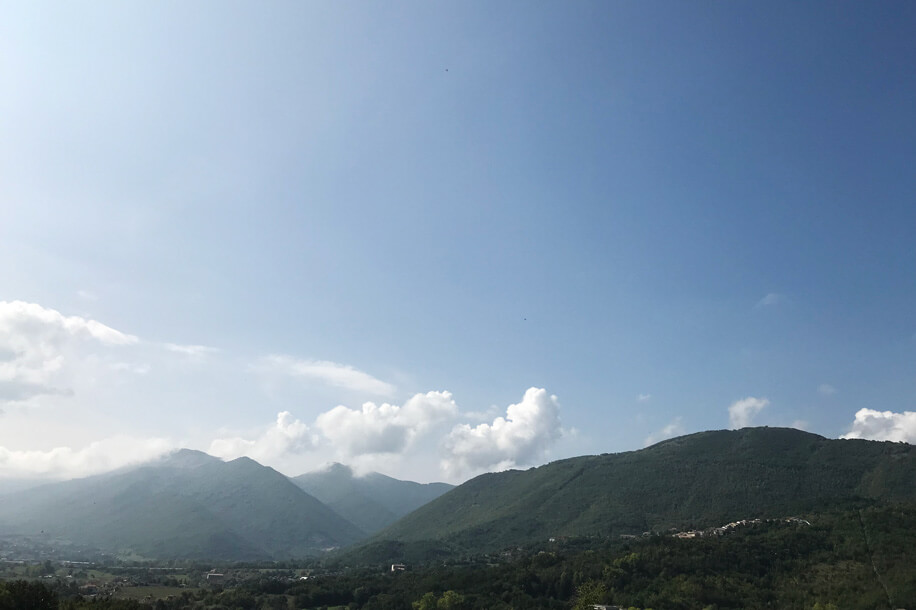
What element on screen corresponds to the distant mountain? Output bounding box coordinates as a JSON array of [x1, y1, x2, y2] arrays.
[[0, 449, 365, 560], [359, 428, 916, 560], [290, 463, 453, 534], [0, 478, 45, 496]]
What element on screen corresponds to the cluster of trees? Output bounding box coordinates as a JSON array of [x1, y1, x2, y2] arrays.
[[0, 580, 153, 610], [0, 579, 58, 610], [411, 590, 465, 609]]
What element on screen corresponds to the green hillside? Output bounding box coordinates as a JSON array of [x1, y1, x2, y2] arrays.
[[0, 449, 365, 560], [363, 427, 916, 559], [291, 463, 453, 534]]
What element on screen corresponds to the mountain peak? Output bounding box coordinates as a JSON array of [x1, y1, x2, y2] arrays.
[[157, 448, 220, 469], [328, 462, 354, 474], [312, 462, 355, 478]]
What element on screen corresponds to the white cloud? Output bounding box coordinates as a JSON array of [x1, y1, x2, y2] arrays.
[[728, 396, 769, 428], [164, 343, 219, 359], [441, 387, 562, 477], [209, 411, 317, 463], [315, 391, 457, 457], [841, 408, 916, 443], [818, 383, 837, 396], [637, 393, 652, 403], [76, 290, 98, 302], [644, 417, 684, 446], [0, 436, 173, 480], [109, 362, 151, 374], [791, 419, 809, 431], [461, 405, 502, 421], [0, 300, 137, 346], [755, 292, 785, 308], [255, 355, 395, 396], [0, 300, 138, 402]]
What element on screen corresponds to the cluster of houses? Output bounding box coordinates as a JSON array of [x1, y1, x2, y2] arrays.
[[671, 516, 811, 540], [77, 577, 135, 598]]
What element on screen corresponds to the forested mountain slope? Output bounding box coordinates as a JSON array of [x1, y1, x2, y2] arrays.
[[366, 427, 916, 556]]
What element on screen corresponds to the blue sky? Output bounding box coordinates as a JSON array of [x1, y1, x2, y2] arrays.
[[1, 2, 915, 483]]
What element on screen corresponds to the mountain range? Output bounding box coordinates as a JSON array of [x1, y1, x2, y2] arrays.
[[291, 463, 452, 534], [355, 427, 916, 561], [2, 427, 915, 562], [0, 450, 364, 559]]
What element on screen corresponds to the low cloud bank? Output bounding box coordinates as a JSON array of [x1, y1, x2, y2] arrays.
[[209, 411, 316, 463], [0, 436, 173, 480]]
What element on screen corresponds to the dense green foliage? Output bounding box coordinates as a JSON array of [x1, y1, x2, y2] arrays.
[[0, 579, 58, 610], [291, 464, 452, 535], [0, 450, 364, 560], [364, 428, 916, 558], [574, 505, 916, 609]]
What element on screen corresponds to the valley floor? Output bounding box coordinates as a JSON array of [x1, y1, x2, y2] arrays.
[[2, 504, 915, 609]]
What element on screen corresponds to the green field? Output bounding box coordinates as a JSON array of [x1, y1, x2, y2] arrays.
[[113, 585, 199, 600]]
